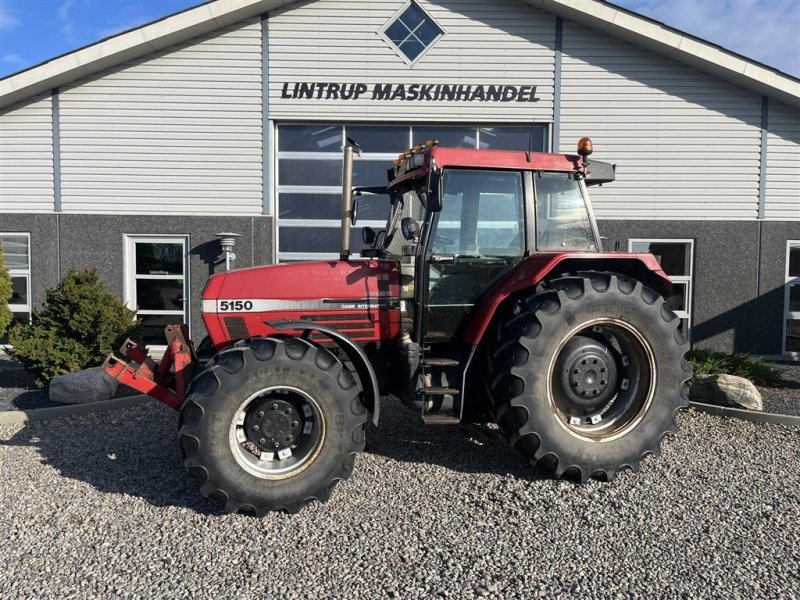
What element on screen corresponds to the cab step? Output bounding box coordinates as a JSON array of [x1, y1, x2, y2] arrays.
[[423, 386, 460, 396], [421, 358, 460, 367], [422, 413, 460, 425]]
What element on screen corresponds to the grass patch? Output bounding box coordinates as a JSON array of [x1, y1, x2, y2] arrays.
[[687, 350, 780, 386]]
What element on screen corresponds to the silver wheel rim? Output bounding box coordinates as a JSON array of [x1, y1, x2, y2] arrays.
[[228, 386, 325, 480], [547, 317, 657, 442]]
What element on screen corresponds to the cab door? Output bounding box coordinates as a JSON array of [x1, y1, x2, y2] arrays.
[[423, 168, 527, 342]]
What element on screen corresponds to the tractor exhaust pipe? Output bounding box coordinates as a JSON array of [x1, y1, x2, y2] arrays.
[[340, 138, 361, 260], [340, 145, 353, 260], [340, 138, 362, 261]]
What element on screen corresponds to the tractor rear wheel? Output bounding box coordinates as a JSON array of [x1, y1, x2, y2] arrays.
[[178, 336, 367, 514], [487, 272, 691, 482]]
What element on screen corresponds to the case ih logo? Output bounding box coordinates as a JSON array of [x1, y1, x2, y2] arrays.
[[280, 82, 539, 103]]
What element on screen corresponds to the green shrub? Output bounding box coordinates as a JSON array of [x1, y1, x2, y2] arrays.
[[687, 349, 780, 386], [8, 268, 140, 387], [0, 242, 12, 337]]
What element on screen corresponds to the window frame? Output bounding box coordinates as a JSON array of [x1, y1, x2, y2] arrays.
[[629, 238, 695, 340], [0, 231, 32, 324], [783, 240, 800, 357], [378, 0, 445, 67], [123, 235, 190, 349]]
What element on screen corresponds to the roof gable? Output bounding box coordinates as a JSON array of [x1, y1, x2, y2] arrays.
[[1, 0, 798, 110]]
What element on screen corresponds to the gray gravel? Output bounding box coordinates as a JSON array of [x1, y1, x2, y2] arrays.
[[0, 351, 54, 411], [0, 398, 798, 599], [759, 362, 800, 417]]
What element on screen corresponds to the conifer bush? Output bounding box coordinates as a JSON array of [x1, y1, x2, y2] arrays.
[[0, 242, 12, 338], [8, 268, 140, 387]]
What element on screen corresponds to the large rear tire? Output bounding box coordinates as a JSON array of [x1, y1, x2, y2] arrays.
[[178, 337, 367, 515], [487, 272, 691, 482]]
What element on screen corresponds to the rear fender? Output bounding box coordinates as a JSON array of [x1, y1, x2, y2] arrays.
[[270, 320, 380, 426], [464, 252, 671, 345]]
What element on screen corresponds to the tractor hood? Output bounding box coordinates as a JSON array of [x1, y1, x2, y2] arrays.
[[200, 260, 401, 347]]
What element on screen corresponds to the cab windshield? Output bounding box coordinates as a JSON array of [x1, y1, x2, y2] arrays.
[[534, 172, 598, 251]]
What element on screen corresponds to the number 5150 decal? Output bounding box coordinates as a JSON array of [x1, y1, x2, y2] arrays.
[[219, 300, 254, 312]]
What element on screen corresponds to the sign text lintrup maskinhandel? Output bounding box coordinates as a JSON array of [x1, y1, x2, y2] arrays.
[[280, 82, 539, 102]]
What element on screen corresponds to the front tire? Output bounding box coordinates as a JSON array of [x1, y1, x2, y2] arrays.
[[178, 337, 367, 514], [487, 272, 691, 482]]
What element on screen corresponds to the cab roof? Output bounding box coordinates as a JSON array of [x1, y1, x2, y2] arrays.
[[389, 147, 583, 189]]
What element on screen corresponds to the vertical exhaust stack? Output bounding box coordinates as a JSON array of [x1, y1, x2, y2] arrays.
[[340, 138, 361, 261]]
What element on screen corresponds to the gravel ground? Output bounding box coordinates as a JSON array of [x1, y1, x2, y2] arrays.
[[0, 398, 798, 599], [758, 362, 800, 417], [0, 352, 55, 411]]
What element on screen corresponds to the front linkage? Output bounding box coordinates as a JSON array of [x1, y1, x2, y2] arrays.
[[102, 324, 196, 410]]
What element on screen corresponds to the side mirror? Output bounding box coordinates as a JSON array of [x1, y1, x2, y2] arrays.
[[362, 226, 376, 245], [401, 217, 420, 241], [350, 196, 359, 226], [425, 168, 442, 212]]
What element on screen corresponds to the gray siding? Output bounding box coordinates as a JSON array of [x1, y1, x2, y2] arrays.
[[0, 95, 54, 213], [267, 0, 555, 122], [765, 101, 800, 221], [560, 21, 762, 221], [57, 19, 263, 216]]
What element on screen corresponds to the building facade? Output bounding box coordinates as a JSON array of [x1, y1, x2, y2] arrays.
[[1, 0, 798, 355]]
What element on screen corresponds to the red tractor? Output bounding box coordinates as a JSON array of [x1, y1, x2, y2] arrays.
[[104, 137, 691, 515]]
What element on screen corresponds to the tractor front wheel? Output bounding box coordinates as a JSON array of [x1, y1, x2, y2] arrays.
[[178, 336, 367, 514], [487, 272, 691, 482]]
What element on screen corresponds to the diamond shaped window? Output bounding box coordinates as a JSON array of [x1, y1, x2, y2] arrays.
[[381, 2, 443, 64]]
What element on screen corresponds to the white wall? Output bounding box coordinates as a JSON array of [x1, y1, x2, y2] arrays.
[[57, 19, 263, 216], [765, 101, 800, 221], [0, 95, 54, 213], [559, 21, 763, 221], [268, 0, 555, 122]]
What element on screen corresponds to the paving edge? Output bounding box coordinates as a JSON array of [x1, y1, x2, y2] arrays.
[[0, 395, 150, 425], [689, 401, 800, 427]]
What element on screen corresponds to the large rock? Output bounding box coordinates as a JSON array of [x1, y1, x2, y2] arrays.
[[49, 367, 119, 404], [689, 374, 763, 411]]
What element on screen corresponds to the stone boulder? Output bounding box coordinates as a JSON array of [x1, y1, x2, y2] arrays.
[[688, 374, 763, 411], [49, 367, 119, 404]]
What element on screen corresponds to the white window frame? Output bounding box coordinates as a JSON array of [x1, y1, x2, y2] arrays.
[[124, 235, 190, 349], [629, 238, 694, 339], [0, 231, 32, 322], [783, 240, 800, 357], [378, 0, 446, 67]]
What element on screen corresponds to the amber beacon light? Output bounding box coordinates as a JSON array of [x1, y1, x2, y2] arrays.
[[577, 137, 594, 158]]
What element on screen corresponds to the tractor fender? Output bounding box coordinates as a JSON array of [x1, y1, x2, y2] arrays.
[[464, 252, 671, 345], [270, 320, 380, 426]]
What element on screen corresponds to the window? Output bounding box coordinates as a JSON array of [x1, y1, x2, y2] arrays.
[[784, 241, 800, 355], [629, 239, 694, 338], [0, 232, 31, 343], [275, 123, 548, 262], [125, 236, 189, 348], [434, 169, 525, 257], [427, 169, 525, 307], [535, 173, 597, 251], [380, 1, 443, 64]]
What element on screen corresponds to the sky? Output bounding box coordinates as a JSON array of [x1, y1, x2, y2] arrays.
[[0, 0, 798, 79]]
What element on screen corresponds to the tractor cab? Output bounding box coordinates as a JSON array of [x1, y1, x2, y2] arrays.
[[355, 139, 609, 344]]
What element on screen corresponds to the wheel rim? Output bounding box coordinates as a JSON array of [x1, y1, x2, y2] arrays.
[[228, 386, 325, 479], [547, 318, 656, 442]]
